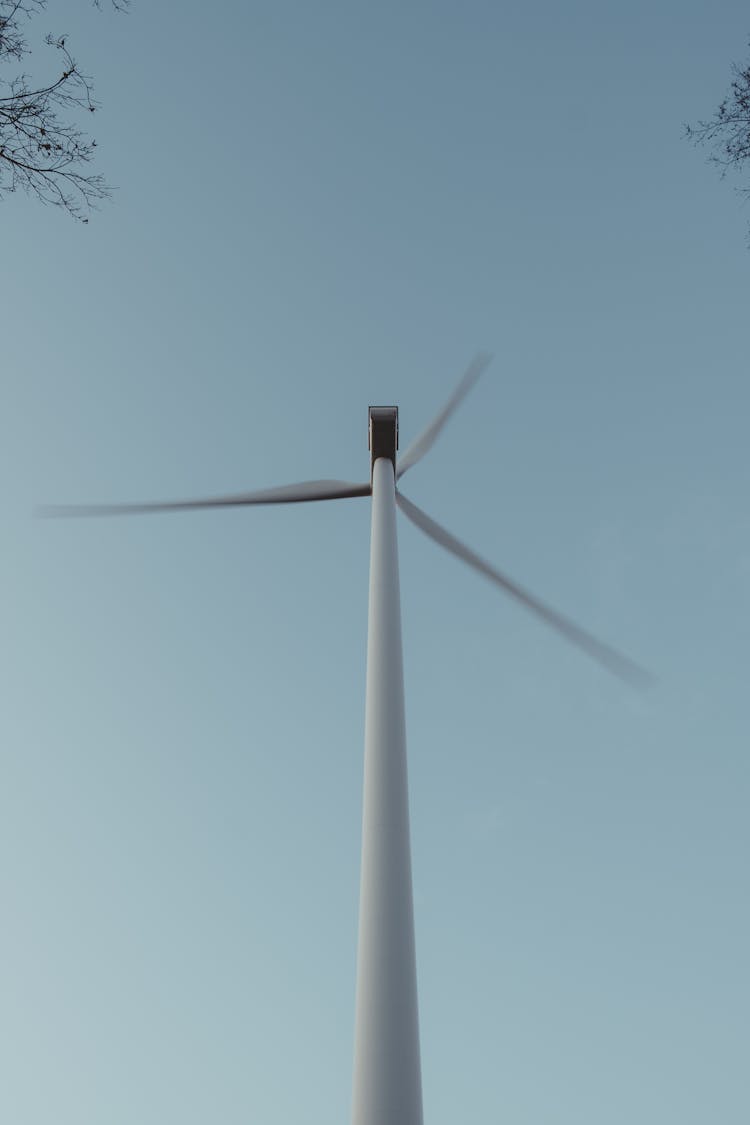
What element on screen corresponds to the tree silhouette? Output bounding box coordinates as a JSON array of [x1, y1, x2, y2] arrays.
[[686, 40, 750, 241], [0, 0, 126, 221]]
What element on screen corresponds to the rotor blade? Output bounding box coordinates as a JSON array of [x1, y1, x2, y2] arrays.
[[396, 492, 652, 689], [38, 479, 371, 518], [396, 352, 493, 480]]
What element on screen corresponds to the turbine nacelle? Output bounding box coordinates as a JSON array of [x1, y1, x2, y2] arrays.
[[368, 405, 398, 480]]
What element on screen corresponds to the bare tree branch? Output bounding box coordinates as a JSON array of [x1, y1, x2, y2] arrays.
[[686, 39, 750, 241], [0, 0, 126, 221]]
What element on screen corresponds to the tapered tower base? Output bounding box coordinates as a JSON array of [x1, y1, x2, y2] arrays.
[[352, 455, 423, 1125]]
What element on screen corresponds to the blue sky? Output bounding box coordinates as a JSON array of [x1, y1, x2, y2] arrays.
[[3, 2, 749, 1122]]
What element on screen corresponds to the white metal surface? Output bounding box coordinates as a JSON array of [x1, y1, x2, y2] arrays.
[[352, 457, 423, 1125]]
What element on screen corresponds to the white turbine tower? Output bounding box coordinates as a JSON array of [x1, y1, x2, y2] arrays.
[[42, 356, 648, 1124]]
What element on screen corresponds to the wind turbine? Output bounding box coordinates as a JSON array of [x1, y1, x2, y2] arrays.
[[42, 355, 648, 1125]]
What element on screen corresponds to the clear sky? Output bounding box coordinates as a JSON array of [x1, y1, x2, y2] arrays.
[[3, 2, 749, 1122]]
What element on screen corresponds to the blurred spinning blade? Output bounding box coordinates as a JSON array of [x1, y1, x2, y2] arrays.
[[38, 478, 371, 518], [396, 352, 492, 479], [396, 491, 652, 689]]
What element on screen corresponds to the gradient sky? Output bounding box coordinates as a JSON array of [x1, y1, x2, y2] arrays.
[[3, 2, 749, 1122]]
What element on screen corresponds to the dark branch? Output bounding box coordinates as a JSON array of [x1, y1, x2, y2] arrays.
[[0, 0, 127, 220], [686, 39, 750, 241]]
